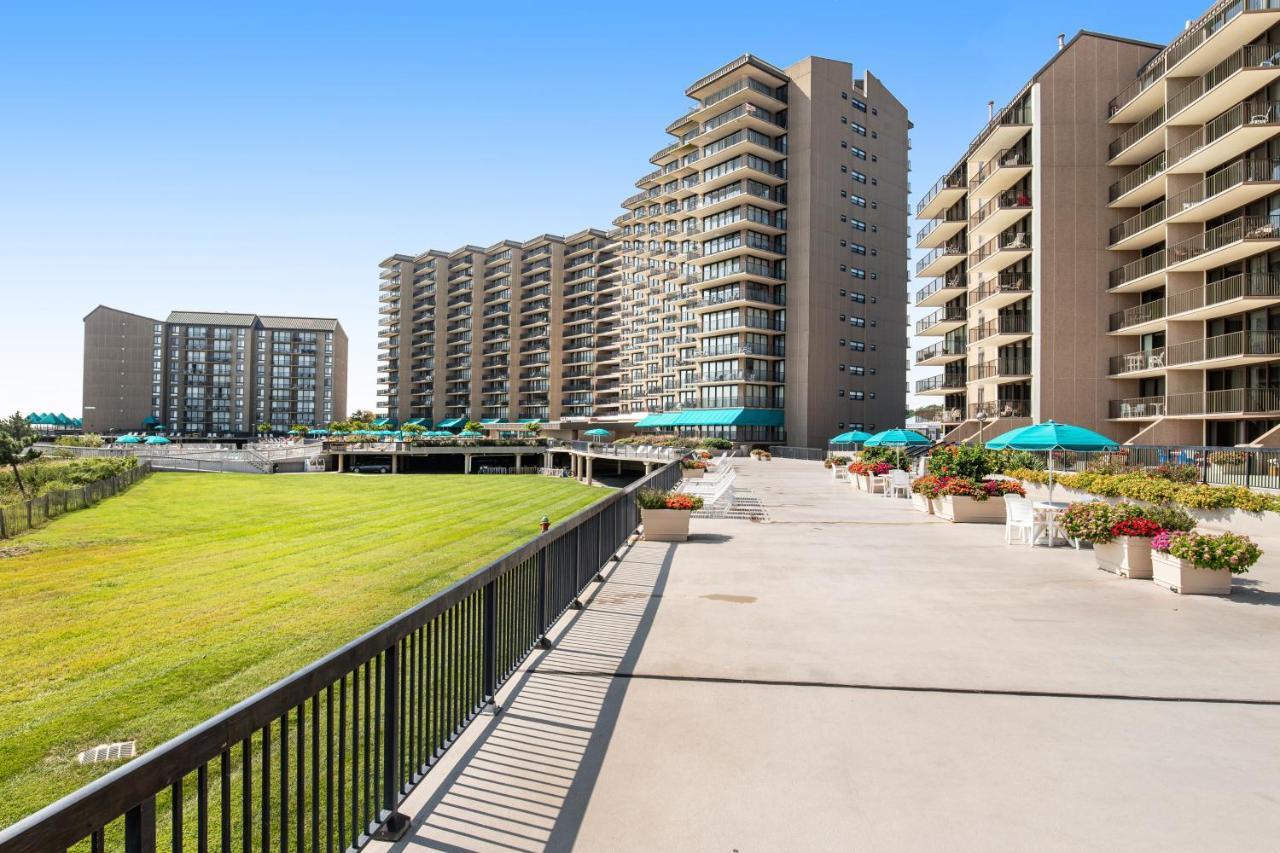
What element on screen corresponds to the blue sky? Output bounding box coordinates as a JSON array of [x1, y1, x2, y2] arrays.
[[0, 0, 1209, 417]]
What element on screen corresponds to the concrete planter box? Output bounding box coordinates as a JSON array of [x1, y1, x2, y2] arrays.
[[937, 495, 1005, 523], [1094, 537, 1153, 579], [641, 508, 692, 542], [681, 468, 705, 479], [1151, 551, 1233, 595], [911, 493, 934, 514], [850, 474, 868, 491]]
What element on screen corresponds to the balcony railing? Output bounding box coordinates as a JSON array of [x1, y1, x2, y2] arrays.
[[915, 240, 967, 276], [1108, 249, 1167, 290], [915, 209, 967, 245], [1109, 151, 1166, 202], [915, 170, 967, 217], [914, 271, 966, 304], [1165, 271, 1280, 315], [969, 147, 1031, 191], [970, 270, 1031, 304], [1109, 106, 1165, 160], [1168, 101, 1280, 168], [1111, 330, 1280, 373], [1167, 214, 1280, 266], [1109, 298, 1167, 331], [970, 230, 1032, 267], [969, 190, 1032, 230], [1168, 44, 1280, 121], [970, 315, 1031, 342], [916, 373, 966, 393], [969, 358, 1032, 382], [1112, 388, 1280, 419], [915, 340, 967, 363], [1110, 200, 1167, 245], [969, 399, 1030, 419], [1168, 158, 1280, 218], [915, 306, 967, 335]]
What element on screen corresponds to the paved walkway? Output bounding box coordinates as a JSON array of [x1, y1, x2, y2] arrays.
[[372, 459, 1280, 852]]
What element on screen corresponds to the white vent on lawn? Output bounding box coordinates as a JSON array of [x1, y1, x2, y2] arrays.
[[76, 741, 136, 765]]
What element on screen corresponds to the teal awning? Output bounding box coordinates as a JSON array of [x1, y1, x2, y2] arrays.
[[519, 419, 540, 424], [404, 418, 429, 427], [673, 408, 784, 427], [635, 412, 680, 428], [480, 418, 501, 424], [371, 418, 397, 427], [437, 418, 466, 429]]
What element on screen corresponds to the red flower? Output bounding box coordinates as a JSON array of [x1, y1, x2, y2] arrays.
[[1111, 517, 1162, 538], [665, 494, 698, 511]]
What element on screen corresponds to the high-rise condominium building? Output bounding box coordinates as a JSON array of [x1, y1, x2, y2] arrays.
[[83, 306, 348, 435], [916, 1, 1280, 448], [378, 229, 618, 426], [380, 55, 910, 448]]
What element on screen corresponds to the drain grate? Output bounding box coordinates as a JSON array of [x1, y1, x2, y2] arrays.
[[76, 741, 136, 765]]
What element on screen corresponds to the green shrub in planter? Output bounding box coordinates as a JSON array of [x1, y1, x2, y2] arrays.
[[1153, 530, 1261, 573]]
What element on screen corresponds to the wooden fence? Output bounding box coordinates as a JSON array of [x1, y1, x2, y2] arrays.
[[0, 462, 153, 539]]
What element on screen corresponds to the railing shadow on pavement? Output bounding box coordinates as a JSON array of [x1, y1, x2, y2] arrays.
[[385, 542, 677, 853]]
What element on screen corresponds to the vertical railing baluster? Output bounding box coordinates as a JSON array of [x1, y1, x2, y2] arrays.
[[220, 750, 231, 853], [170, 780, 183, 853], [483, 578, 497, 711], [261, 725, 271, 853], [197, 764, 208, 853], [124, 797, 157, 853], [241, 738, 252, 853], [311, 694, 320, 853], [326, 685, 335, 853], [280, 712, 289, 853], [373, 639, 410, 840], [296, 704, 304, 852]]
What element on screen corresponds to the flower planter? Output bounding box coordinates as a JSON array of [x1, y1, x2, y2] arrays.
[[1151, 551, 1232, 595], [911, 493, 934, 514], [936, 495, 1005, 523], [641, 508, 692, 542], [1093, 536, 1153, 579], [681, 468, 705, 479], [850, 474, 867, 491]]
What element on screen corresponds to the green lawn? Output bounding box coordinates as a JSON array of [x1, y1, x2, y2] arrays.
[[0, 471, 605, 828]]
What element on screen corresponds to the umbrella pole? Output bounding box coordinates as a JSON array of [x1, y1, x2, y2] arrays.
[[1048, 450, 1055, 503]]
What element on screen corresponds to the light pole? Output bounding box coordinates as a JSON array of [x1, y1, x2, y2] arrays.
[[976, 410, 990, 446]]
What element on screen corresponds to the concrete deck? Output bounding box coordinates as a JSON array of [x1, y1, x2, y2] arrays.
[[371, 458, 1280, 852]]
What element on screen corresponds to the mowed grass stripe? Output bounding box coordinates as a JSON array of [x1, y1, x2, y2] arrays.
[[0, 471, 605, 827]]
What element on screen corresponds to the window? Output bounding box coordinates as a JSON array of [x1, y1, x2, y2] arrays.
[[851, 98, 867, 113], [851, 146, 867, 160], [851, 122, 867, 136]]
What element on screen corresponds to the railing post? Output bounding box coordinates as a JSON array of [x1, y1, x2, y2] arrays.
[[1246, 449, 1254, 490], [482, 579, 500, 712], [373, 641, 410, 841], [124, 798, 157, 853]]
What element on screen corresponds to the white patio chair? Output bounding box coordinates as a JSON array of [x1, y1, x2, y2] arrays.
[[1250, 106, 1272, 125], [1003, 495, 1043, 545], [1146, 351, 1165, 369], [1007, 232, 1028, 249], [884, 469, 911, 499]]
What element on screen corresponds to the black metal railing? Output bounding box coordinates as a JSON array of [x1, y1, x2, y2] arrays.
[[0, 461, 680, 853]]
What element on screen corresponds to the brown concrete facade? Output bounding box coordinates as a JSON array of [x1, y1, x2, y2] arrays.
[[82, 305, 159, 434]]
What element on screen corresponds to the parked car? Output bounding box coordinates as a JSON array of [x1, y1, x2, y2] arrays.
[[351, 463, 391, 474]]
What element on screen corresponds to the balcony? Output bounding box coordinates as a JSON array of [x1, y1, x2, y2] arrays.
[[969, 314, 1031, 347], [1108, 151, 1166, 207], [915, 340, 967, 366], [1166, 215, 1280, 272], [1167, 158, 1280, 225], [969, 271, 1031, 310], [1108, 106, 1166, 166], [916, 210, 968, 249], [969, 399, 1030, 419], [1168, 44, 1280, 127], [968, 357, 1032, 385], [969, 101, 1032, 164], [1165, 271, 1280, 321], [915, 240, 967, 278], [916, 170, 967, 220], [914, 272, 967, 308], [1111, 388, 1280, 420], [1109, 201, 1167, 250], [969, 229, 1032, 274], [1108, 298, 1167, 334], [915, 306, 967, 337], [1167, 101, 1280, 174], [969, 147, 1033, 199], [1162, 1, 1280, 80], [915, 372, 967, 395], [1108, 249, 1167, 293], [1109, 59, 1166, 125], [1111, 330, 1280, 375], [969, 191, 1032, 240]]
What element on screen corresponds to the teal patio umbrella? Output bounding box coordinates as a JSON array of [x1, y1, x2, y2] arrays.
[[863, 429, 930, 447], [144, 435, 171, 445], [115, 435, 142, 444], [829, 430, 872, 446], [458, 429, 484, 438], [985, 420, 1119, 501], [584, 428, 611, 439]]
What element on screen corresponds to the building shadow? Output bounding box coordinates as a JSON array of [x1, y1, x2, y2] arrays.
[[1227, 577, 1280, 607], [391, 541, 676, 852]]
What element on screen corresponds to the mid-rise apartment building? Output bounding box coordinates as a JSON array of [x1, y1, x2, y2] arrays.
[[382, 55, 910, 448], [915, 2, 1280, 448], [83, 306, 347, 435]]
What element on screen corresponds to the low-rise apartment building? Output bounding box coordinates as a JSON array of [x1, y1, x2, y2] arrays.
[[83, 306, 347, 435]]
